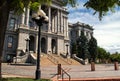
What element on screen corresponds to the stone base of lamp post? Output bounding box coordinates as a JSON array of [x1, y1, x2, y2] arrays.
[[35, 70, 41, 79]]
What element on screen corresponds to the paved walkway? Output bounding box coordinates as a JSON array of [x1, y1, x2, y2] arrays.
[[2, 63, 120, 80]]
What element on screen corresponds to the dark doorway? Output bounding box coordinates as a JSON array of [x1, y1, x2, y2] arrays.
[[41, 37, 46, 53], [29, 36, 35, 52], [51, 39, 56, 54]]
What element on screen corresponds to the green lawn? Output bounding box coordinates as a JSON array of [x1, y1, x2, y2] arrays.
[[0, 78, 51, 81]]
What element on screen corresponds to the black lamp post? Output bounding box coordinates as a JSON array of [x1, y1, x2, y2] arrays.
[[66, 44, 69, 58], [32, 9, 48, 80]]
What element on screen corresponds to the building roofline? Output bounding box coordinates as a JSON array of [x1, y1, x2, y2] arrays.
[[68, 21, 94, 30]]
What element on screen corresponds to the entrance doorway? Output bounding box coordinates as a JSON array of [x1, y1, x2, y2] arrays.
[[51, 39, 57, 54], [41, 37, 46, 53], [29, 36, 35, 52]]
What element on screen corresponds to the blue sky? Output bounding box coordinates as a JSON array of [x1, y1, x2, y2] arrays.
[[67, 0, 120, 53]]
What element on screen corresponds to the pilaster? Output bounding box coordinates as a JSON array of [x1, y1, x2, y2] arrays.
[[48, 7, 51, 32]]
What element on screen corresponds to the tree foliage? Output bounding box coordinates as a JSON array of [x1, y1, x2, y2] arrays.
[[88, 35, 97, 62], [97, 46, 110, 63], [71, 42, 77, 55], [5, 0, 77, 14], [96, 47, 120, 63], [110, 52, 120, 62], [77, 30, 89, 60]]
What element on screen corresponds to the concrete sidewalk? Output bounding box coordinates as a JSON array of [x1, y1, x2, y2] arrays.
[[2, 63, 120, 80]]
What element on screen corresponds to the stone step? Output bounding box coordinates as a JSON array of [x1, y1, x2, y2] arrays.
[[40, 55, 55, 66], [69, 58, 81, 65], [51, 54, 69, 65]]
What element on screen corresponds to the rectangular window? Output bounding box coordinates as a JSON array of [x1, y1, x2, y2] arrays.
[[9, 18, 15, 30], [8, 36, 13, 48]]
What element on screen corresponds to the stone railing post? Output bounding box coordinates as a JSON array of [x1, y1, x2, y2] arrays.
[[91, 62, 95, 71], [114, 62, 119, 70]]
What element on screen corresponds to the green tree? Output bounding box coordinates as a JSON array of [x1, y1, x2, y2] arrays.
[[97, 46, 110, 63], [88, 35, 97, 62], [110, 52, 120, 62], [71, 42, 77, 55], [77, 30, 89, 60], [0, 0, 76, 78]]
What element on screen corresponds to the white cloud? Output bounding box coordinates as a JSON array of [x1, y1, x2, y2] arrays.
[[67, 1, 87, 12]]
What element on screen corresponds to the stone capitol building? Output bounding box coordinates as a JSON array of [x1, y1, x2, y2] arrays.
[[2, 0, 93, 62]]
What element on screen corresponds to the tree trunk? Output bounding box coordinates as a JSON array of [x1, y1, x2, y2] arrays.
[[0, 1, 9, 78]]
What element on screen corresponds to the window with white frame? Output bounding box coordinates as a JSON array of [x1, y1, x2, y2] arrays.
[[9, 18, 15, 30], [7, 36, 13, 48]]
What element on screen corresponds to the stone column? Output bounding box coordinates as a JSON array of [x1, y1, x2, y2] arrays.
[[65, 17, 68, 37], [64, 17, 66, 37], [62, 17, 64, 34], [57, 9, 60, 33], [47, 36, 52, 54], [62, 12, 63, 34], [78, 29, 81, 37], [35, 35, 38, 53], [52, 14, 54, 32], [64, 17, 66, 36], [84, 31, 86, 36], [48, 7, 51, 32], [60, 10, 62, 33], [55, 14, 57, 33], [59, 10, 61, 33], [21, 8, 25, 25], [25, 8, 30, 26]]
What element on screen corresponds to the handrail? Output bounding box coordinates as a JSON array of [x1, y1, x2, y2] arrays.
[[47, 54, 59, 64], [57, 64, 71, 81], [61, 68, 71, 81]]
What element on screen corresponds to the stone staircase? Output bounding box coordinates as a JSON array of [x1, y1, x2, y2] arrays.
[[31, 53, 55, 66], [51, 54, 69, 65], [52, 54, 80, 65], [41, 54, 56, 66], [69, 58, 81, 65], [32, 53, 81, 66]]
